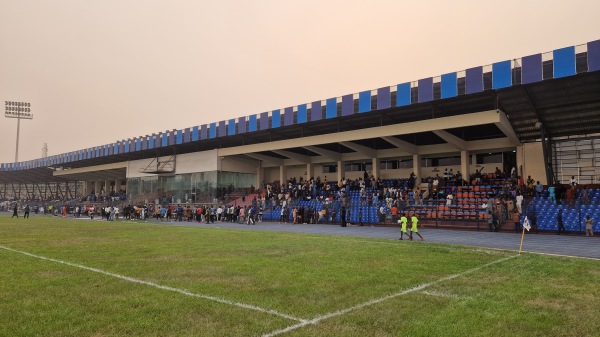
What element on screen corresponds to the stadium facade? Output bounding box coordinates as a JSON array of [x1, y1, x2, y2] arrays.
[[1, 39, 600, 204]]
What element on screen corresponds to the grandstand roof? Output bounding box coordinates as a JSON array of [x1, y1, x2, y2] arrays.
[[1, 39, 600, 183]]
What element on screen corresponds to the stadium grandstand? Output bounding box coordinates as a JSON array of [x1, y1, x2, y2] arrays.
[[2, 39, 600, 234]]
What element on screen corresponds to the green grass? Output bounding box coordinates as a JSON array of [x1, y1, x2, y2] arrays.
[[0, 215, 599, 337]]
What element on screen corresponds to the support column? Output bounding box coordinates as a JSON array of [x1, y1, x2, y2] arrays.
[[371, 158, 380, 180], [306, 163, 314, 181], [516, 145, 524, 179], [461, 150, 470, 185], [257, 166, 264, 190], [94, 181, 101, 195], [105, 180, 112, 194], [279, 165, 287, 186], [412, 154, 422, 187], [337, 160, 345, 183], [115, 179, 121, 193]]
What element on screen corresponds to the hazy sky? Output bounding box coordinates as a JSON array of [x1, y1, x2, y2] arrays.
[[1, 0, 599, 163]]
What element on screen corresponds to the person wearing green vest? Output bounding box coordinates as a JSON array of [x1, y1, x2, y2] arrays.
[[398, 213, 409, 240], [409, 215, 424, 241]]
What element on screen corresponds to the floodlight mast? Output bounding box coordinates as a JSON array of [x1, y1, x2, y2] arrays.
[[4, 101, 33, 162]]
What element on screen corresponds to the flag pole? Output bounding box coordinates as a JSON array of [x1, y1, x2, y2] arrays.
[[519, 226, 526, 255], [518, 215, 530, 255]]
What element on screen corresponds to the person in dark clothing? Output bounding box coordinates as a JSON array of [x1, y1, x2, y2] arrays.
[[557, 209, 566, 235], [11, 204, 18, 218], [24, 205, 30, 219], [340, 206, 347, 227]]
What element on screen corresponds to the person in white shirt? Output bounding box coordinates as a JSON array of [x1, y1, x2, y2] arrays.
[[446, 194, 454, 206], [570, 176, 578, 186], [516, 192, 524, 213]]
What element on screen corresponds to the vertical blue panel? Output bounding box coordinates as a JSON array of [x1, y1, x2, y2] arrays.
[[125, 141, 130, 153], [238, 117, 246, 133], [326, 98, 337, 119], [228, 119, 236, 135], [209, 123, 217, 138], [377, 87, 391, 110], [135, 138, 141, 151], [522, 54, 543, 84], [271, 110, 280, 128], [297, 104, 307, 123], [553, 46, 576, 78], [341, 94, 353, 116], [218, 121, 226, 137], [249, 115, 257, 132], [141, 138, 147, 150], [492, 60, 512, 89], [161, 133, 168, 147], [260, 112, 269, 130], [148, 136, 154, 150], [183, 128, 190, 143], [200, 125, 207, 140], [168, 132, 175, 146], [104, 146, 109, 156], [441, 72, 457, 98], [129, 140, 135, 152], [113, 145, 117, 156], [417, 78, 433, 103], [358, 91, 371, 113], [176, 130, 183, 144], [109, 144, 114, 155], [588, 39, 600, 72], [284, 107, 294, 126], [396, 83, 411, 106], [96, 148, 100, 157], [465, 66, 483, 94], [192, 126, 199, 141], [310, 101, 321, 121]]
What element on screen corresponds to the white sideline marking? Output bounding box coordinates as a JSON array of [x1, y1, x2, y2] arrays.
[[262, 255, 517, 337], [0, 245, 305, 323], [421, 290, 460, 299]]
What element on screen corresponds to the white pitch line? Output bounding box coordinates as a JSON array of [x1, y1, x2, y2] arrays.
[[0, 244, 305, 323], [262, 254, 518, 337], [421, 290, 461, 299]]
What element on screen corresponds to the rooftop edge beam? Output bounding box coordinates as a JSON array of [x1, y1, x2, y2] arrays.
[[218, 110, 499, 157], [380, 136, 418, 155], [272, 150, 310, 163], [303, 146, 341, 162], [243, 153, 283, 166], [432, 130, 467, 150], [339, 141, 377, 158], [495, 110, 521, 145]]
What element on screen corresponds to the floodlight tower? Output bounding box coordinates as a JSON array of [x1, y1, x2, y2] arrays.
[[4, 101, 33, 162]]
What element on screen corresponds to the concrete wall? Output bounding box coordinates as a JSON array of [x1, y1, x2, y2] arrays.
[[521, 142, 546, 185], [220, 156, 259, 174]]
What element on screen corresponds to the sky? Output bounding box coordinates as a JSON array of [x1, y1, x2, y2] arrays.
[[1, 0, 599, 164]]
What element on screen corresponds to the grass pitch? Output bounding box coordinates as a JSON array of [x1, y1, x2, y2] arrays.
[[0, 215, 598, 337]]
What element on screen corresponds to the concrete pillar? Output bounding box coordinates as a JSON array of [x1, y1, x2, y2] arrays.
[[516, 145, 524, 179], [306, 163, 314, 181], [105, 180, 112, 194], [257, 166, 264, 190], [115, 179, 121, 193], [94, 181, 101, 195], [461, 150, 470, 185], [412, 154, 422, 186], [279, 165, 287, 186], [337, 160, 345, 183], [371, 158, 380, 180]]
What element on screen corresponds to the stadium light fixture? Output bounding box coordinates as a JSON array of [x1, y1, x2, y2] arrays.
[[4, 101, 33, 162]]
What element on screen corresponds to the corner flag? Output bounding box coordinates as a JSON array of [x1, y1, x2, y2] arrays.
[[523, 216, 531, 231], [519, 215, 531, 254]]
